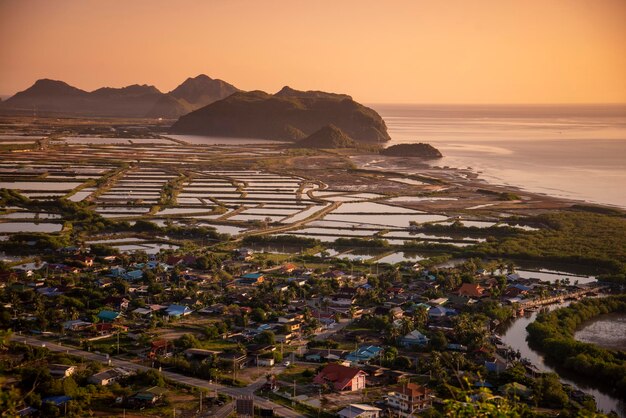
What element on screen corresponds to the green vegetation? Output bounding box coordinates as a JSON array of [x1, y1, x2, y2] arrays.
[[465, 211, 626, 275], [333, 237, 389, 248], [242, 234, 320, 247], [527, 295, 626, 398]]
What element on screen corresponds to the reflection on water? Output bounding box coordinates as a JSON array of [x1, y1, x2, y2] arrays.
[[500, 302, 625, 416], [374, 104, 626, 208], [574, 313, 626, 351]]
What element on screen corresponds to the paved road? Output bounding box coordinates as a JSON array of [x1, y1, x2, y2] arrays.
[[12, 335, 305, 418]]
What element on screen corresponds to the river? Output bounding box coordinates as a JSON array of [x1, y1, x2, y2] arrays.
[[500, 302, 625, 416]]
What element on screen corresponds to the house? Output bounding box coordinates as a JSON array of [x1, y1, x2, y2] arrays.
[[149, 339, 171, 358], [105, 296, 130, 311], [457, 283, 486, 298], [399, 330, 430, 348], [387, 383, 432, 417], [165, 304, 192, 317], [130, 386, 168, 406], [42, 396, 72, 407], [123, 270, 144, 281], [281, 262, 297, 274], [256, 355, 275, 367], [97, 310, 121, 322], [62, 319, 92, 331], [88, 368, 132, 385], [238, 273, 265, 286], [109, 266, 126, 277], [325, 293, 356, 307], [281, 321, 302, 333], [287, 277, 307, 286], [184, 348, 222, 361], [278, 313, 304, 323], [73, 255, 94, 267], [389, 306, 404, 319], [37, 287, 63, 297], [345, 345, 383, 363], [485, 357, 508, 374], [313, 363, 367, 391], [428, 306, 457, 319], [274, 284, 288, 293], [49, 364, 76, 378], [234, 248, 254, 261], [338, 404, 382, 418], [132, 307, 153, 317]]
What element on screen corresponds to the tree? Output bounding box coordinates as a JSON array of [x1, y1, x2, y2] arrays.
[[174, 333, 200, 350], [257, 330, 275, 345], [251, 308, 266, 322], [430, 331, 448, 351], [534, 373, 568, 408]]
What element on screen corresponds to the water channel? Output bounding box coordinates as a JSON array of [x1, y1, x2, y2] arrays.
[[500, 301, 625, 416]]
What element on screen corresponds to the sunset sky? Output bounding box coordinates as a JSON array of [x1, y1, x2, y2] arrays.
[[1, 0, 625, 103]]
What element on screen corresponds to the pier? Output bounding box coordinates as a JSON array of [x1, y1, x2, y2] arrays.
[[517, 286, 606, 310]]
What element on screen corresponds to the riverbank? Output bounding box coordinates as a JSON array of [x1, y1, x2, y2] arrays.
[[500, 297, 626, 416]]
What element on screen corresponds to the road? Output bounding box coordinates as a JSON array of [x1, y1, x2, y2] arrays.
[[12, 335, 305, 418]]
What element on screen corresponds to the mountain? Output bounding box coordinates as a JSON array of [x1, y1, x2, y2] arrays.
[[169, 74, 239, 110], [381, 143, 443, 159], [170, 87, 390, 142], [2, 79, 90, 113], [1, 75, 240, 118], [274, 86, 351, 100], [296, 125, 357, 148]]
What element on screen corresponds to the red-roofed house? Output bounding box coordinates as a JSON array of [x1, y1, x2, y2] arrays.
[[313, 363, 367, 391], [281, 263, 297, 274], [456, 283, 486, 298]]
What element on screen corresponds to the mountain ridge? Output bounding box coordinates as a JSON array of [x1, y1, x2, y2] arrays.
[[0, 75, 239, 118], [171, 87, 390, 143]]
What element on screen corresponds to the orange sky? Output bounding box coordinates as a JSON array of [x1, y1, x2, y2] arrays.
[[1, 0, 625, 103]]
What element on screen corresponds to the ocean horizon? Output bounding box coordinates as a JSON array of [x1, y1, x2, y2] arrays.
[[373, 103, 626, 208]]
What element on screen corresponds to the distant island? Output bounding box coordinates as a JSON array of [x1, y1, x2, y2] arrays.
[[381, 143, 443, 159], [0, 75, 239, 118], [170, 87, 390, 143]]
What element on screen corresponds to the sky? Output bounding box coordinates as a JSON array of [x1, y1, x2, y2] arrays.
[[1, 0, 625, 104]]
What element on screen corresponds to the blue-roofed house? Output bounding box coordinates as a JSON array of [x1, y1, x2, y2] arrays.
[[42, 396, 72, 406], [507, 273, 520, 281], [123, 270, 144, 281], [166, 304, 192, 317], [36, 287, 63, 297], [428, 306, 457, 319], [512, 283, 532, 292], [346, 345, 383, 363], [109, 266, 126, 277], [399, 330, 430, 348], [97, 310, 121, 322], [238, 272, 265, 286], [485, 358, 508, 374]]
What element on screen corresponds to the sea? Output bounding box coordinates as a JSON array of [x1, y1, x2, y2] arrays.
[[372, 104, 626, 208]]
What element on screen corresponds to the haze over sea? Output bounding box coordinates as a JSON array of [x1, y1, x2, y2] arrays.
[[374, 104, 626, 208]]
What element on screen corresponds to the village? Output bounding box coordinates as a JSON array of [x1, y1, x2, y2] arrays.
[[0, 238, 607, 417]]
